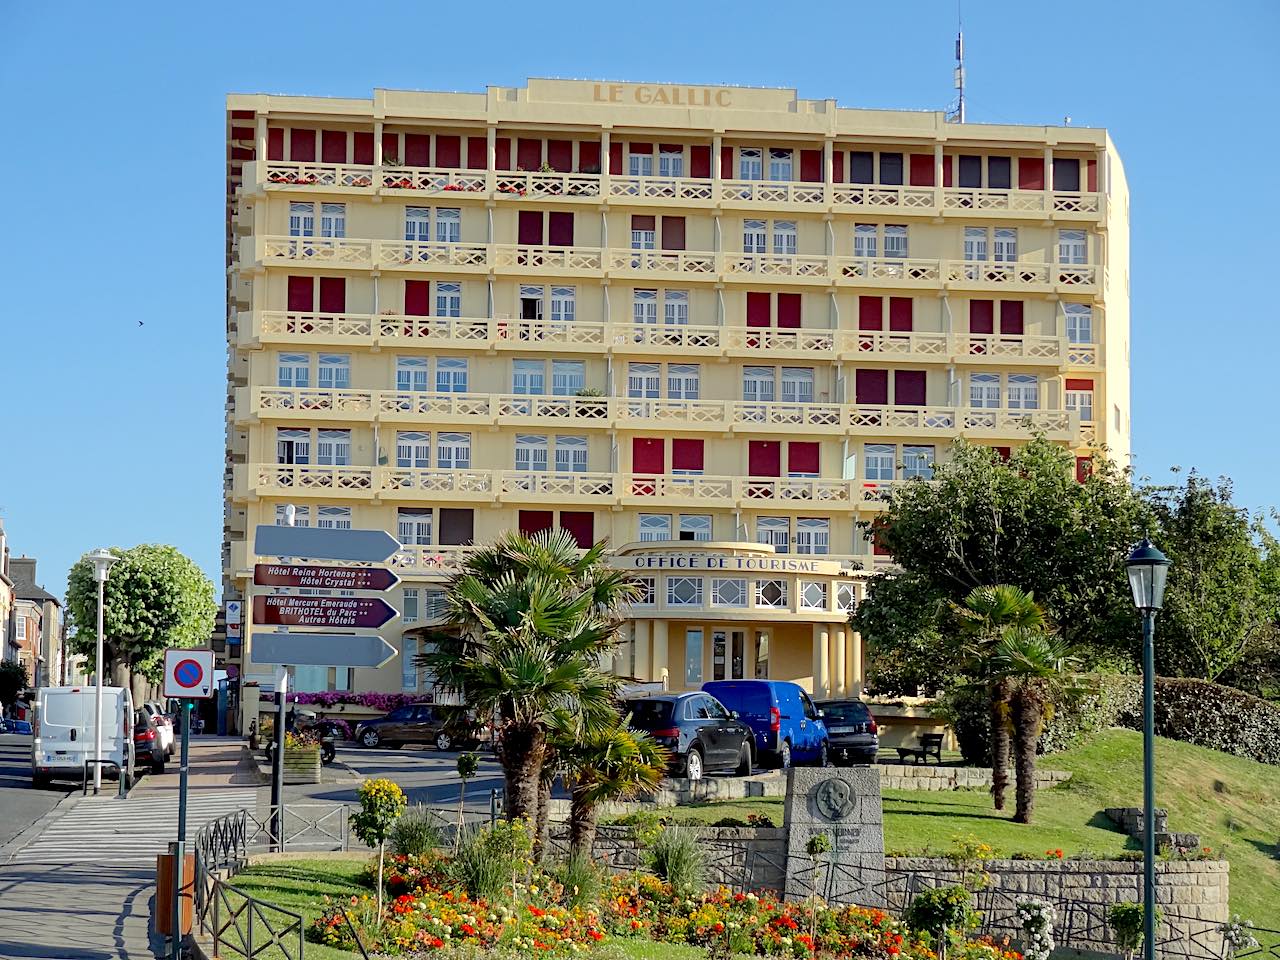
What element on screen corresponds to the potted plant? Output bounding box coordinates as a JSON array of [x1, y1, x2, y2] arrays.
[[281, 730, 322, 784]]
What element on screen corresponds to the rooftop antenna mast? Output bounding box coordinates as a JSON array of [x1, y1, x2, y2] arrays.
[[947, 3, 966, 123]]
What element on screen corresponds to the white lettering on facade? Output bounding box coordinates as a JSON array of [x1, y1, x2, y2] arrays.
[[629, 556, 820, 573]]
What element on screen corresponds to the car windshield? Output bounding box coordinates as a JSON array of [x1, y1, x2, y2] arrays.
[[624, 699, 674, 729], [820, 701, 869, 722]]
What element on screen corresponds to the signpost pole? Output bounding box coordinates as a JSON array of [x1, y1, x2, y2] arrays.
[[271, 669, 288, 853], [171, 699, 192, 960]]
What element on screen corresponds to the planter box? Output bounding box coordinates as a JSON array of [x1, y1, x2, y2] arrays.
[[282, 747, 321, 784]]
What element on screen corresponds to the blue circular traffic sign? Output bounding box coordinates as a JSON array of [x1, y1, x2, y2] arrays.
[[174, 658, 204, 689]]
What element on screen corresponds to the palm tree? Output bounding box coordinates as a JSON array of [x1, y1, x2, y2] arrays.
[[951, 585, 1048, 811], [990, 627, 1078, 824], [419, 530, 639, 824], [556, 711, 667, 856]]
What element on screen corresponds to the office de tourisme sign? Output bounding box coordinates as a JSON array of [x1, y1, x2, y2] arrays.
[[619, 554, 843, 576]]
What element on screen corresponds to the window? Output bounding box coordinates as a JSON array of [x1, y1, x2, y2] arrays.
[[864, 443, 895, 481], [884, 225, 908, 259], [634, 577, 655, 605], [664, 289, 689, 325], [275, 504, 310, 526], [319, 203, 345, 238], [628, 149, 653, 177], [679, 514, 712, 541], [668, 577, 703, 606], [1066, 385, 1094, 422], [628, 362, 660, 398], [754, 631, 770, 678], [768, 148, 793, 181], [837, 582, 857, 613], [554, 435, 588, 473], [436, 282, 461, 317], [550, 286, 576, 323], [520, 285, 545, 321], [772, 220, 797, 255], [902, 445, 936, 480], [437, 432, 470, 469], [964, 226, 988, 262], [1058, 229, 1088, 265], [396, 430, 431, 469], [396, 356, 429, 392], [317, 353, 350, 390], [401, 636, 418, 691], [405, 206, 431, 242], [1008, 374, 1040, 410], [739, 148, 763, 180], [711, 579, 747, 607], [398, 508, 432, 545], [633, 289, 657, 324], [402, 588, 420, 625], [756, 580, 788, 608], [800, 581, 827, 610], [795, 517, 829, 555], [742, 366, 776, 403], [638, 514, 672, 541], [1064, 303, 1093, 343], [631, 216, 655, 250], [278, 352, 310, 388], [659, 147, 683, 178], [781, 367, 815, 404], [994, 228, 1018, 262], [317, 505, 351, 529], [854, 224, 878, 259], [743, 219, 767, 254], [288, 201, 314, 237], [685, 628, 704, 685], [436, 357, 468, 392], [970, 373, 1001, 408], [316, 429, 351, 466], [756, 516, 790, 552], [435, 208, 460, 243], [551, 360, 584, 396], [513, 359, 545, 395], [515, 434, 549, 471], [667, 364, 700, 400], [276, 428, 310, 465]]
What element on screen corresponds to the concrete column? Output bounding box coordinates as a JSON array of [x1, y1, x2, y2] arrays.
[[373, 120, 384, 166], [652, 620, 669, 689], [823, 137, 834, 205], [812, 625, 830, 698], [486, 126, 497, 193], [846, 629, 864, 697], [742, 629, 755, 680], [833, 629, 847, 698], [1044, 146, 1054, 192], [934, 142, 945, 211], [600, 128, 611, 196], [256, 116, 268, 170], [632, 619, 651, 680]]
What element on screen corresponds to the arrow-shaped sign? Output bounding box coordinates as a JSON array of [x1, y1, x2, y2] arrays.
[[254, 563, 400, 592], [250, 631, 398, 668], [253, 595, 398, 629], [254, 525, 401, 563]]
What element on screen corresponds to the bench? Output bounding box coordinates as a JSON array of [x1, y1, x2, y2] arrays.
[[895, 733, 944, 765]]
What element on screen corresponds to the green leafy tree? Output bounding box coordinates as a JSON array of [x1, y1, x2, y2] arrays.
[[350, 777, 406, 917], [65, 545, 216, 695], [852, 573, 955, 696], [0, 661, 29, 710], [1143, 472, 1280, 680]]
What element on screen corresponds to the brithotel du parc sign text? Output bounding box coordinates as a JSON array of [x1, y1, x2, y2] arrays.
[[592, 84, 733, 107]]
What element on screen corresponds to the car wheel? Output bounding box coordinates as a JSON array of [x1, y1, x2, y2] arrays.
[[435, 731, 453, 751], [684, 747, 704, 781], [817, 741, 830, 768], [735, 743, 752, 777], [778, 740, 792, 770], [360, 729, 381, 748]]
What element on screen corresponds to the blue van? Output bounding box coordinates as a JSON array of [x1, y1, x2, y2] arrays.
[[701, 680, 829, 769]]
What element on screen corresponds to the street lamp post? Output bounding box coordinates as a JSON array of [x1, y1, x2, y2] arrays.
[[1126, 538, 1172, 960], [87, 548, 120, 796]]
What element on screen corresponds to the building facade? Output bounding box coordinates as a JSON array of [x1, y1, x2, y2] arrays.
[[222, 79, 1128, 703], [9, 559, 64, 688]]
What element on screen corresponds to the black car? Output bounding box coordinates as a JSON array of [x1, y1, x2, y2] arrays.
[[354, 704, 484, 751], [133, 710, 167, 775], [624, 693, 754, 781], [816, 699, 879, 765]]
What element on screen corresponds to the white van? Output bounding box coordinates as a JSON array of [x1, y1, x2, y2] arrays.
[[31, 686, 135, 787]]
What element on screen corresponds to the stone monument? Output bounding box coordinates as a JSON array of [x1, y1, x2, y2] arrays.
[[782, 766, 885, 907]]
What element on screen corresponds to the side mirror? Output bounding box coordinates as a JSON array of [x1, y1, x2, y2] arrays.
[[729, 710, 739, 719]]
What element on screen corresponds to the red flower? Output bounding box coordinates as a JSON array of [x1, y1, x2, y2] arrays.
[[712, 922, 725, 933], [588, 929, 604, 941], [429, 937, 444, 949], [528, 906, 546, 918], [461, 923, 476, 935]]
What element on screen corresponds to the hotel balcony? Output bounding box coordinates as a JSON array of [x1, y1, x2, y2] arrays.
[[250, 236, 1103, 296], [247, 161, 1104, 222]]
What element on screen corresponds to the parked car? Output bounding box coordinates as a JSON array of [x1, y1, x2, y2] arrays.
[[354, 704, 479, 751], [140, 701, 175, 756], [31, 686, 135, 787], [624, 692, 754, 781], [702, 680, 829, 769], [133, 710, 167, 775], [816, 699, 879, 765]]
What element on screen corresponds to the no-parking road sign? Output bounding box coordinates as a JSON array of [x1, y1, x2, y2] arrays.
[[163, 648, 216, 699]]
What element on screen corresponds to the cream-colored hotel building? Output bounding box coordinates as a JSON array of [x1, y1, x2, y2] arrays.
[[222, 79, 1128, 705]]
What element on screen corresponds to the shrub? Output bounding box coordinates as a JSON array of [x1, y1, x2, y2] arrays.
[[549, 852, 605, 909], [350, 778, 407, 916], [1108, 901, 1159, 957], [449, 818, 534, 902], [904, 885, 978, 943], [611, 810, 668, 849], [390, 804, 443, 857], [647, 826, 705, 896]]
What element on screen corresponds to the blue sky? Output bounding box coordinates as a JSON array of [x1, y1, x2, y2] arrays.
[[2, 0, 1277, 599]]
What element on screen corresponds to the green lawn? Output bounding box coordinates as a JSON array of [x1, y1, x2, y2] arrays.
[[229, 857, 370, 960]]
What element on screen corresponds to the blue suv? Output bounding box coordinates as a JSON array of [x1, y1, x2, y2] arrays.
[[702, 680, 829, 769]]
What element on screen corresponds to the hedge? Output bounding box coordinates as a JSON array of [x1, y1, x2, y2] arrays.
[[939, 675, 1280, 766]]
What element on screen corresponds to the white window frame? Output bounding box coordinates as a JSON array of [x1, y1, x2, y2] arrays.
[[628, 150, 654, 178], [1007, 374, 1040, 410], [667, 576, 703, 607], [1066, 388, 1094, 423], [554, 435, 588, 473], [969, 373, 1001, 409], [317, 505, 351, 529], [853, 223, 878, 259], [631, 222, 656, 250], [1064, 303, 1093, 344], [795, 517, 830, 555], [768, 148, 793, 181], [316, 429, 351, 466], [276, 504, 311, 526], [668, 363, 700, 400], [755, 579, 788, 608], [993, 227, 1018, 262], [738, 147, 763, 180], [396, 430, 431, 469], [436, 282, 462, 318], [398, 509, 432, 546], [884, 224, 908, 259], [550, 286, 576, 323], [837, 582, 857, 613], [288, 201, 315, 238], [633, 289, 658, 325], [663, 289, 689, 325], [317, 353, 350, 390], [276, 427, 310, 465], [964, 226, 989, 262], [512, 359, 546, 395], [711, 578, 747, 608], [743, 219, 767, 254], [772, 220, 797, 256], [742, 366, 776, 403], [515, 434, 550, 472], [319, 203, 345, 238], [402, 588, 420, 625], [678, 514, 712, 541], [435, 356, 468, 392], [435, 207, 461, 243], [520, 284, 546, 321], [780, 367, 815, 404], [799, 581, 827, 610], [437, 432, 470, 469], [864, 443, 896, 482], [755, 516, 790, 553], [396, 356, 429, 392], [278, 352, 310, 388], [658, 148, 684, 178], [551, 359, 585, 396], [405, 206, 431, 243], [628, 362, 661, 399], [638, 514, 673, 542], [1058, 229, 1088, 265], [901, 445, 936, 480]]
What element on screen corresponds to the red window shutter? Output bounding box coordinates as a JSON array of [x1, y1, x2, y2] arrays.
[[578, 141, 601, 172], [994, 446, 1012, 461], [631, 214, 656, 232], [777, 293, 801, 328], [855, 369, 889, 405], [353, 132, 374, 165], [747, 291, 772, 327], [800, 149, 822, 182], [632, 438, 665, 474], [748, 440, 782, 477], [787, 441, 819, 475], [558, 511, 594, 548], [970, 300, 995, 335], [546, 140, 572, 172], [1087, 158, 1098, 192], [889, 297, 913, 332], [720, 146, 733, 176], [518, 510, 554, 536], [1065, 378, 1095, 391], [942, 156, 954, 187], [404, 280, 431, 316], [287, 276, 313, 312], [1076, 456, 1094, 483], [290, 129, 316, 162], [1018, 157, 1045, 190], [894, 370, 926, 406], [660, 216, 686, 251], [630, 142, 653, 155], [466, 137, 487, 170], [517, 137, 542, 170], [232, 147, 254, 161], [609, 142, 623, 175], [318, 277, 346, 314], [405, 134, 431, 167], [872, 519, 892, 556], [548, 212, 574, 247], [999, 300, 1025, 336], [321, 130, 346, 164], [495, 137, 512, 171], [672, 438, 704, 472], [858, 296, 884, 331], [908, 154, 935, 186], [690, 145, 711, 178], [435, 135, 461, 168], [833, 151, 845, 183], [518, 211, 545, 245], [382, 132, 399, 163], [267, 128, 285, 161]]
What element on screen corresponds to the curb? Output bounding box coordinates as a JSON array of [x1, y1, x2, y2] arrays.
[[0, 791, 80, 864], [242, 744, 361, 784]]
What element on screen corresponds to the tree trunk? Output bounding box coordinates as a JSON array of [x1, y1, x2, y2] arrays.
[[534, 776, 552, 860], [1011, 686, 1044, 825], [990, 679, 1011, 811], [568, 783, 598, 859], [129, 671, 149, 708], [499, 723, 545, 823]]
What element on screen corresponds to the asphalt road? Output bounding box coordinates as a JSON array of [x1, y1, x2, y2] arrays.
[[283, 743, 509, 808], [0, 733, 70, 854]]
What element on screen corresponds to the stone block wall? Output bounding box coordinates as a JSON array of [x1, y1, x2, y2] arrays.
[[880, 765, 1071, 791]]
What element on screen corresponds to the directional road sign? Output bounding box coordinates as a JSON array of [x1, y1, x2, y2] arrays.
[[250, 631, 397, 669], [253, 563, 400, 592], [253, 594, 398, 629], [163, 648, 216, 699], [254, 525, 400, 563]]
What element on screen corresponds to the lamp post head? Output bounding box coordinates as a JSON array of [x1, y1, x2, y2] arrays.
[[1126, 538, 1171, 613], [87, 548, 120, 584]]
